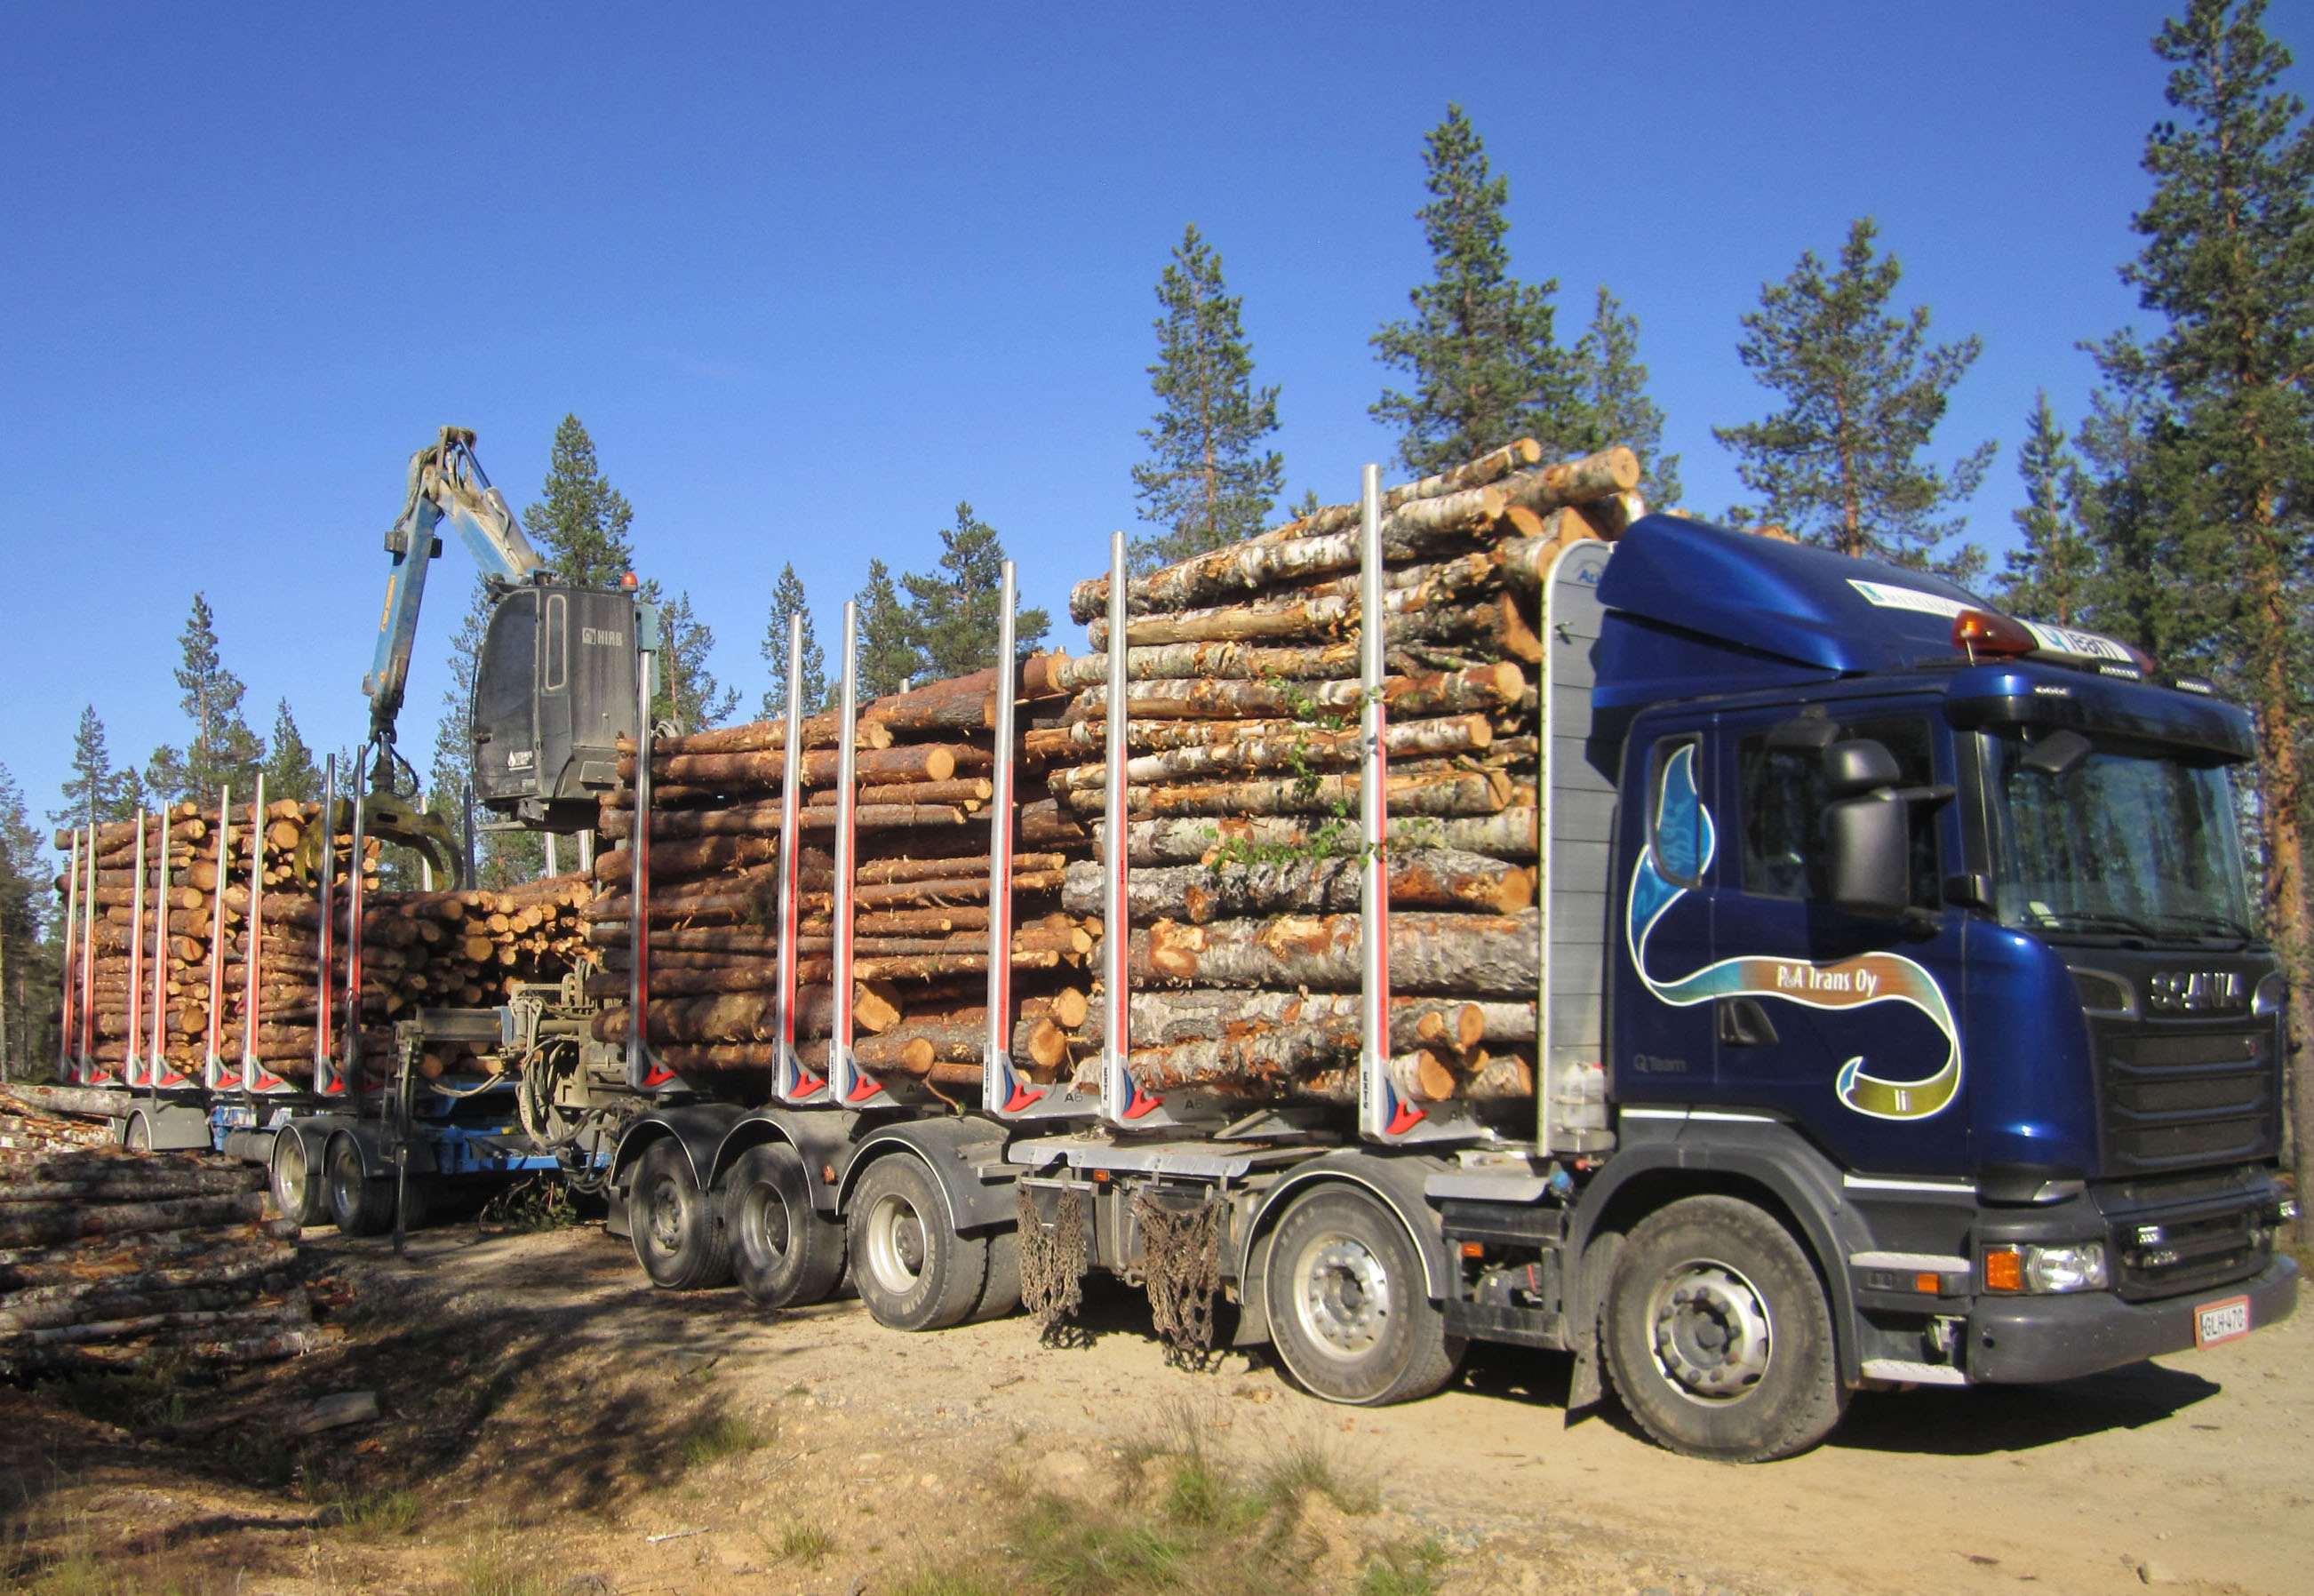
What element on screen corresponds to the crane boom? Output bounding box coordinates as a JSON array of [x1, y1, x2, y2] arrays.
[[363, 426, 544, 747]]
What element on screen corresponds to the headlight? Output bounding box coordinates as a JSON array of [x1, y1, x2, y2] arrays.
[[2024, 1241, 2108, 1293], [1983, 1241, 2110, 1293]]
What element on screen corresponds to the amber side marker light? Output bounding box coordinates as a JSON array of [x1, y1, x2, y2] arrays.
[[1983, 1248, 2024, 1292], [1953, 610, 2037, 660]]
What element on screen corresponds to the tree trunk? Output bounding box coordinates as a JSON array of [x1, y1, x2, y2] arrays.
[[1056, 769, 1512, 819], [1122, 909, 1538, 994], [1061, 849, 1529, 922], [1120, 808, 1537, 866]]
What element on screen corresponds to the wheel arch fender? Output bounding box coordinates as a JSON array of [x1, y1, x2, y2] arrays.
[[835, 1117, 1015, 1234], [708, 1109, 858, 1215], [610, 1103, 750, 1193], [1564, 1129, 1871, 1385], [1233, 1151, 1456, 1349], [326, 1119, 437, 1181], [120, 1102, 214, 1152]]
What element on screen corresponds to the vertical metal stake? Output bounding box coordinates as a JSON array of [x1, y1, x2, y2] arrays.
[[205, 786, 229, 1089], [241, 775, 267, 1089], [1098, 532, 1138, 1125], [1356, 464, 1401, 1139], [832, 602, 875, 1103], [58, 831, 79, 1082], [772, 613, 818, 1100], [125, 809, 147, 1088], [316, 756, 338, 1089], [346, 756, 368, 1105], [148, 809, 170, 1092], [984, 561, 1027, 1113]]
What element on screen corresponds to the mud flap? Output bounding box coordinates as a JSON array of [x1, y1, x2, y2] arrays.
[[1564, 1230, 1622, 1424]]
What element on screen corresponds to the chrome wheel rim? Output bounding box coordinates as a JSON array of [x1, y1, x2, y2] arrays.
[[865, 1191, 927, 1294], [1648, 1258, 1773, 1404], [740, 1182, 793, 1267], [1292, 1232, 1391, 1360], [273, 1138, 307, 1212], [647, 1174, 686, 1255]]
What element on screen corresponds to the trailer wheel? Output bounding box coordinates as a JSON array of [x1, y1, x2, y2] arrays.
[[1264, 1185, 1463, 1406], [120, 1114, 152, 1153], [326, 1136, 395, 1238], [630, 1138, 731, 1290], [1603, 1195, 1847, 1463], [847, 1155, 985, 1332], [269, 1131, 328, 1228], [722, 1144, 845, 1308]]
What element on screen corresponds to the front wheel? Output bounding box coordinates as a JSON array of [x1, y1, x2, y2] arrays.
[[1263, 1185, 1463, 1406], [721, 1143, 845, 1308], [1603, 1195, 1847, 1463], [847, 1155, 985, 1331], [630, 1138, 731, 1290]]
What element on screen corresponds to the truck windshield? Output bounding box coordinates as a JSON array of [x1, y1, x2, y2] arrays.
[[1990, 733, 2254, 941]]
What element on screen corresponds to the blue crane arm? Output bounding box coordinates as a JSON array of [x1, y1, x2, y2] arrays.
[[363, 427, 545, 746]]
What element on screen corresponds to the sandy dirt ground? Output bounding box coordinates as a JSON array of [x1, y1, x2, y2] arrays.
[[4, 1217, 2306, 1596]]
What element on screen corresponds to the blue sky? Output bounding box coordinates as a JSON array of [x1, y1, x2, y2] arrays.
[[3, 2, 2300, 841]]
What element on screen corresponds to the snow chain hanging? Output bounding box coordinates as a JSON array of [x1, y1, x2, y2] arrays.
[[1134, 1191, 1224, 1359], [1018, 1184, 1088, 1336]]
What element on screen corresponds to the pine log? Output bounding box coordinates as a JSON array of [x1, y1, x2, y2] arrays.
[[618, 743, 960, 789], [0, 1167, 263, 1206], [0, 1192, 267, 1248], [1047, 716, 1491, 792], [1065, 664, 1519, 723], [1057, 769, 1512, 819], [1077, 989, 1533, 1053], [1124, 909, 1538, 995], [861, 667, 1001, 733], [1087, 583, 1522, 653], [1060, 848, 1530, 922], [1254, 440, 1549, 543], [637, 715, 894, 755]]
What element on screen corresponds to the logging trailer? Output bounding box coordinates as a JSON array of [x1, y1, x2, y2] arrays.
[[58, 435, 2302, 1461]]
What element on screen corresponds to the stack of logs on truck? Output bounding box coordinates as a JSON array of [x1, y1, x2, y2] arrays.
[[54, 802, 592, 1087], [580, 440, 1640, 1113]]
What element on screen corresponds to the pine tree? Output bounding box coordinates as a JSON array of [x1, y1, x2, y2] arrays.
[[1129, 224, 1285, 571], [1995, 393, 2096, 625], [760, 563, 828, 721], [655, 590, 738, 733], [50, 707, 132, 834], [900, 504, 1052, 681], [2094, 0, 2314, 1235], [0, 762, 53, 1079], [261, 700, 322, 804], [1371, 105, 1581, 475], [523, 414, 636, 587], [1571, 285, 1682, 508], [1712, 217, 1995, 576], [145, 593, 267, 805], [853, 558, 921, 701]]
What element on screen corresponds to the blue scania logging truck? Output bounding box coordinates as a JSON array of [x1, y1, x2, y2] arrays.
[[77, 435, 2302, 1463]]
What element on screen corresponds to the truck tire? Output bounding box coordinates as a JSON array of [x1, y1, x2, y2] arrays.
[[270, 1131, 329, 1228], [630, 1138, 731, 1290], [847, 1154, 985, 1332], [120, 1114, 152, 1153], [1602, 1195, 1847, 1463], [968, 1223, 1022, 1321], [1263, 1185, 1463, 1406], [326, 1136, 395, 1238], [722, 1143, 845, 1308]]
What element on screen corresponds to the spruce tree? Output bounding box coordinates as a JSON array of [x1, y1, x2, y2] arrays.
[[2094, 0, 2314, 1233], [760, 563, 828, 720], [853, 558, 920, 701], [1712, 217, 1995, 576], [1371, 105, 1580, 475], [655, 590, 738, 733], [523, 414, 636, 587], [0, 763, 52, 1078], [262, 700, 322, 803], [1129, 224, 1285, 571], [1995, 392, 2096, 626], [145, 593, 267, 805], [1571, 285, 1682, 508], [50, 707, 131, 834], [900, 503, 1051, 681]]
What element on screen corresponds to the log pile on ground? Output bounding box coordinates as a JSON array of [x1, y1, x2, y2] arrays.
[[585, 661, 1102, 1091], [53, 807, 593, 1081], [0, 1092, 316, 1376], [1046, 441, 1640, 1112]]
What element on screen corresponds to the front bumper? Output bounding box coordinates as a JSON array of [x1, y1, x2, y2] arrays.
[[1967, 1252, 2297, 1383]]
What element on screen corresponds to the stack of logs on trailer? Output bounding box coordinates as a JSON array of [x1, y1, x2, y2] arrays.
[[1048, 441, 1646, 1117], [586, 663, 1106, 1092], [0, 1088, 319, 1376], [54, 804, 593, 1082]]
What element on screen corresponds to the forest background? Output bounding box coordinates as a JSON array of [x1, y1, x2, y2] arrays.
[[0, 2, 2309, 1092]]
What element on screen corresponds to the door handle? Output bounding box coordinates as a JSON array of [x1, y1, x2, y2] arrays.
[[1717, 996, 1780, 1048]]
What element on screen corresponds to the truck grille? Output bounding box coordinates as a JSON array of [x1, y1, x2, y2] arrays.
[[2099, 1029, 2274, 1174], [2099, 1165, 2274, 1303]]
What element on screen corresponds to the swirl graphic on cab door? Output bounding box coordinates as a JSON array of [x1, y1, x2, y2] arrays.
[[1629, 744, 1962, 1121]]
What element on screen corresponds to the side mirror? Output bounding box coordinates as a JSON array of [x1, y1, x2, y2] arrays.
[[1823, 738, 1908, 916]]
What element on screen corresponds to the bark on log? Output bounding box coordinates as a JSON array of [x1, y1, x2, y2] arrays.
[[1123, 910, 1538, 995], [1087, 583, 1524, 654], [0, 1192, 267, 1247], [1057, 769, 1512, 820], [1065, 664, 1519, 723], [1060, 849, 1530, 922], [1046, 715, 1491, 792], [1076, 989, 1534, 1053], [618, 743, 960, 789]]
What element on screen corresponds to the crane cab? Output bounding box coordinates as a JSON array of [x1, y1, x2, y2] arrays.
[[471, 583, 642, 832]]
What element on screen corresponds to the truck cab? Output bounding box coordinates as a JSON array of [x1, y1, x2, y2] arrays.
[[1557, 516, 2296, 1454]]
